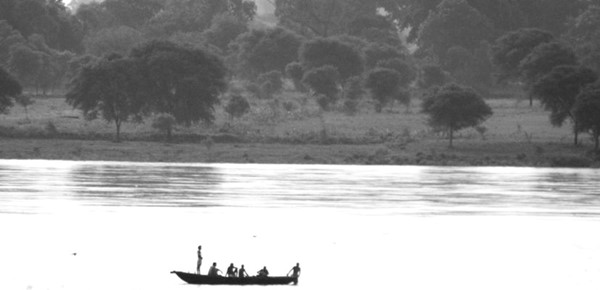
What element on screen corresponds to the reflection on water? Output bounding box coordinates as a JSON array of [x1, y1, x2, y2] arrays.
[[1, 160, 599, 216], [1, 160, 600, 290]]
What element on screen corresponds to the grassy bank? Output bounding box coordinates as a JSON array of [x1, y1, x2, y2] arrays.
[[0, 91, 598, 167]]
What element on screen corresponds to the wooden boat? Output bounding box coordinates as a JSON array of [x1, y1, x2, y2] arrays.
[[171, 271, 298, 285]]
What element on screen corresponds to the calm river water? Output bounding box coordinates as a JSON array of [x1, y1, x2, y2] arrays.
[[1, 160, 600, 290]]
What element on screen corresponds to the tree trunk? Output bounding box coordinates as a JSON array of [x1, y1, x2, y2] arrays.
[[448, 126, 454, 148], [595, 129, 599, 152], [573, 121, 579, 146], [115, 120, 121, 143]]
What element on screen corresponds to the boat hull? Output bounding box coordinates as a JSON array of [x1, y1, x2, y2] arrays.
[[171, 271, 298, 285]]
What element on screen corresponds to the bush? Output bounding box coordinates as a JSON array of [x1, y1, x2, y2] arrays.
[[152, 113, 176, 141], [302, 65, 340, 111], [224, 95, 250, 120]]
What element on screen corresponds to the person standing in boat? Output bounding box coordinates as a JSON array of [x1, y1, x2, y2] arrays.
[[196, 245, 203, 274], [226, 263, 238, 277], [287, 263, 301, 278], [257, 266, 269, 277], [208, 262, 222, 276], [238, 264, 249, 278]]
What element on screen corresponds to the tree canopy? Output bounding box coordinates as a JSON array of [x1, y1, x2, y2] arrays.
[[574, 85, 600, 150], [65, 55, 145, 141], [491, 28, 554, 81], [299, 37, 364, 81], [531, 65, 598, 145], [0, 65, 21, 113], [230, 27, 303, 78], [421, 83, 493, 147], [130, 40, 228, 125]]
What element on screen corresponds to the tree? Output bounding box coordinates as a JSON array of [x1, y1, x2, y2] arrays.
[[103, 0, 163, 29], [363, 43, 406, 68], [257, 70, 284, 98], [302, 65, 340, 111], [299, 37, 364, 81], [417, 0, 495, 62], [84, 26, 145, 56], [66, 55, 145, 142], [130, 40, 228, 126], [531, 65, 598, 145], [203, 13, 248, 53], [364, 68, 402, 113], [377, 58, 417, 88], [147, 0, 255, 37], [230, 27, 303, 79], [224, 94, 250, 120], [419, 65, 447, 89], [8, 44, 41, 88], [519, 41, 578, 106], [421, 83, 493, 147], [274, 0, 382, 37], [574, 86, 600, 151], [285, 61, 305, 92], [519, 42, 579, 86], [151, 113, 176, 141], [15, 94, 34, 121], [0, 66, 21, 114], [0, 20, 26, 66], [567, 5, 600, 74], [491, 28, 554, 81]]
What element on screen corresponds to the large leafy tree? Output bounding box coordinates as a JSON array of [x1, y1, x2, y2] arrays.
[[365, 68, 402, 113], [0, 66, 21, 114], [66, 55, 145, 141], [519, 41, 579, 86], [230, 27, 303, 79], [84, 26, 145, 57], [1, 0, 83, 52], [274, 0, 381, 37], [531, 65, 598, 145], [417, 0, 495, 62], [574, 85, 600, 151], [421, 83, 493, 147], [299, 37, 364, 81], [567, 5, 600, 74], [302, 65, 340, 111], [491, 28, 554, 82], [103, 0, 164, 29], [147, 0, 255, 37], [130, 40, 228, 125]]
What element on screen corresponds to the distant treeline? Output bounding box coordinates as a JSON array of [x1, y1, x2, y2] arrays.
[[1, 0, 600, 149]]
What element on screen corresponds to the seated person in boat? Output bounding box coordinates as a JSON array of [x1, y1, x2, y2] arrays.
[[257, 266, 269, 277], [226, 263, 238, 277], [208, 262, 222, 277], [238, 264, 249, 278], [287, 263, 301, 277]]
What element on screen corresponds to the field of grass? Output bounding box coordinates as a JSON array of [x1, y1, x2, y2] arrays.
[[0, 87, 598, 167]]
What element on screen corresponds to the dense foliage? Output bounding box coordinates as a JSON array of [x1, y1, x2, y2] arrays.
[[0, 65, 21, 113], [422, 83, 493, 147]]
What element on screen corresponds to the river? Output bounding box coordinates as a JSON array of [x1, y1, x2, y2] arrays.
[[1, 160, 599, 290]]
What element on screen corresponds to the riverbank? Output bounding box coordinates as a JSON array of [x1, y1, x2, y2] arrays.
[[1, 94, 599, 167], [1, 138, 597, 167]]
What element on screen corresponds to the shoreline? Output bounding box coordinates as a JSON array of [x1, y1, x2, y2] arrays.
[[1, 138, 597, 168]]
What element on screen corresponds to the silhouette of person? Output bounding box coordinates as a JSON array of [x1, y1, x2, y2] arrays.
[[196, 245, 203, 274], [208, 262, 222, 277], [226, 263, 238, 277], [238, 264, 249, 278], [287, 263, 301, 277], [257, 266, 269, 277]]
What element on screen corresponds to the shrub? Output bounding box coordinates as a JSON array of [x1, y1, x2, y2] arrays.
[[152, 113, 176, 141], [224, 95, 251, 120]]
